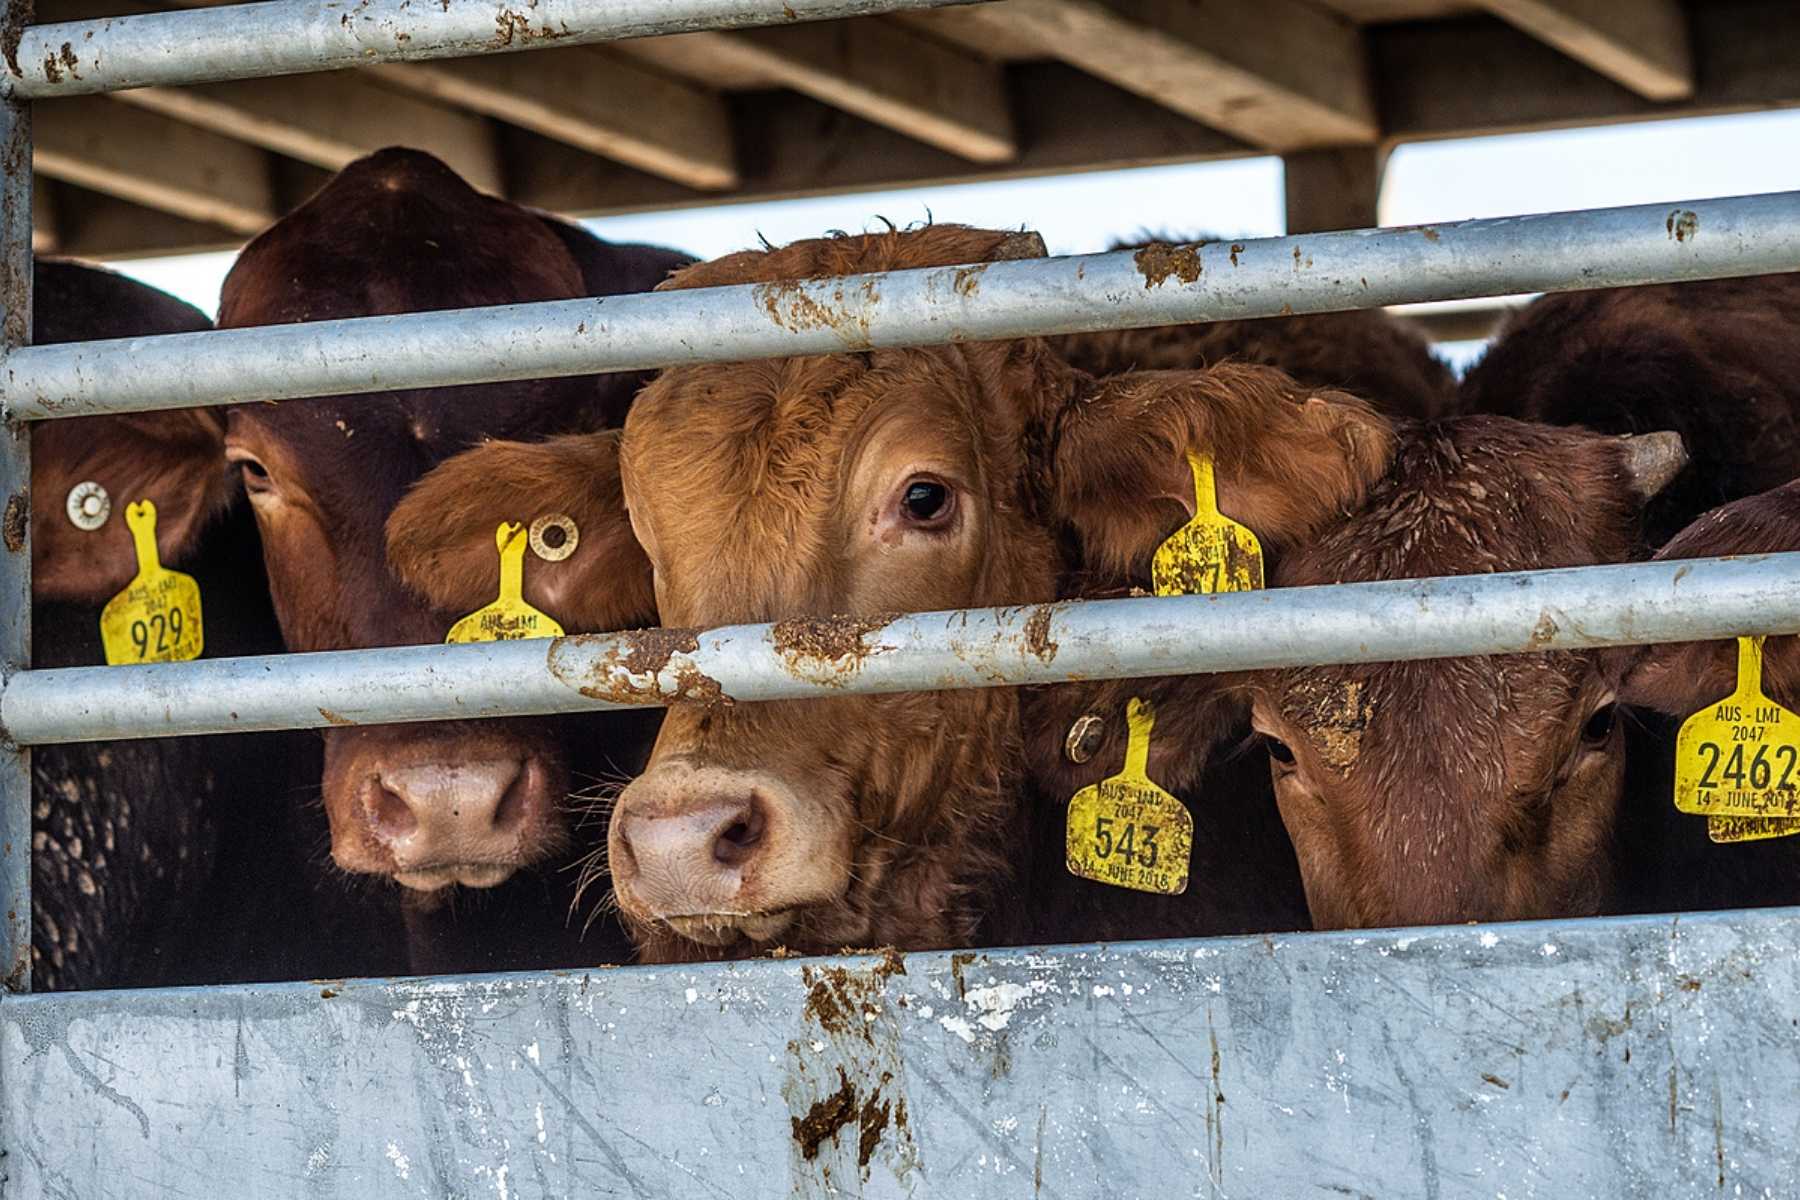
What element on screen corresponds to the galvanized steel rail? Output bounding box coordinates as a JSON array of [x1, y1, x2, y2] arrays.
[[4, 554, 1797, 744], [4, 191, 1798, 419], [1, 0, 981, 98]]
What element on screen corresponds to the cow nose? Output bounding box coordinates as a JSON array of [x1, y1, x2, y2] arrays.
[[366, 758, 545, 886], [612, 795, 766, 914]]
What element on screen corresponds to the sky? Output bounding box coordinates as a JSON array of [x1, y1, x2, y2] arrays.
[[111, 108, 1800, 373]]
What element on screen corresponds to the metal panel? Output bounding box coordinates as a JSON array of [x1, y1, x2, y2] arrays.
[[6, 191, 1798, 420], [5, 907, 1798, 1195], [5, 553, 1799, 744], [0, 11, 30, 993], [2, 0, 981, 98]]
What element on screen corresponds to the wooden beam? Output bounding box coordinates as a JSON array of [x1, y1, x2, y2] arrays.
[[890, 8, 1050, 60], [510, 63, 1247, 215], [1376, 3, 1800, 142], [43, 183, 241, 261], [32, 178, 57, 255], [1477, 0, 1693, 101], [929, 0, 1378, 151], [374, 48, 738, 192], [623, 23, 1016, 163], [114, 74, 503, 193], [34, 97, 277, 235], [1284, 145, 1388, 233]]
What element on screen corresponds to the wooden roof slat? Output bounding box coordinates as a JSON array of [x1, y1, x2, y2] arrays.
[[1477, 0, 1694, 101], [34, 97, 277, 235], [372, 48, 740, 193], [649, 23, 1018, 163], [933, 0, 1379, 152], [114, 74, 504, 193]]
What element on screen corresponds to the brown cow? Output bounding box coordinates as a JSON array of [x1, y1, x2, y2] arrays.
[[1605, 480, 1800, 916], [113, 148, 686, 972], [1456, 273, 1800, 543], [387, 224, 1394, 961]]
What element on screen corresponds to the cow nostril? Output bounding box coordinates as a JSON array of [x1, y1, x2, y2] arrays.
[[492, 760, 534, 833], [370, 784, 419, 841], [713, 803, 765, 868]]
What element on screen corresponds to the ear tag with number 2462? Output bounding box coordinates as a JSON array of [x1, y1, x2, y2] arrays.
[[1066, 698, 1194, 895], [445, 522, 566, 644], [99, 499, 204, 665], [1151, 451, 1264, 596], [1674, 635, 1800, 843]]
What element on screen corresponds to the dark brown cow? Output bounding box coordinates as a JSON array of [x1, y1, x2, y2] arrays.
[[1605, 480, 1800, 915], [387, 224, 1394, 962], [1457, 273, 1800, 543], [195, 148, 686, 969], [29, 259, 407, 989]]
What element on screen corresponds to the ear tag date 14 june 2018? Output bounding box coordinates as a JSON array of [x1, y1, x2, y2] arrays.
[[100, 499, 203, 665], [1150, 451, 1264, 596], [446, 521, 566, 644], [1674, 636, 1800, 843], [1066, 698, 1194, 895]]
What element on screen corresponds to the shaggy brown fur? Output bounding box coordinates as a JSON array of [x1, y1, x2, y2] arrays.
[[391, 224, 1395, 961], [1457, 273, 1800, 544]]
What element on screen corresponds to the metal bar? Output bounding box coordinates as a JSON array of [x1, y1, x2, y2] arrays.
[[4, 553, 1796, 745], [2, 0, 980, 99], [5, 191, 1797, 421], [5, 906, 1799, 1195], [0, 0, 30, 994]]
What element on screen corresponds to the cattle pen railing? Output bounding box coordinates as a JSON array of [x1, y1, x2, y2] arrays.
[[3, 0, 1800, 1194]]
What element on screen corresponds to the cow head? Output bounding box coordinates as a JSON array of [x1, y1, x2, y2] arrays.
[[1242, 417, 1686, 929], [217, 148, 661, 895], [388, 224, 1394, 960], [29, 260, 230, 605]]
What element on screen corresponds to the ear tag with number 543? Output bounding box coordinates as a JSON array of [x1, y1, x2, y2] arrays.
[[1151, 451, 1263, 596], [445, 522, 566, 643], [99, 499, 204, 665], [1066, 698, 1194, 895], [1673, 636, 1800, 842]]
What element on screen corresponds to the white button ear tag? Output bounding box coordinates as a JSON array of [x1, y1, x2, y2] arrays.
[[66, 481, 111, 531], [528, 512, 579, 562]]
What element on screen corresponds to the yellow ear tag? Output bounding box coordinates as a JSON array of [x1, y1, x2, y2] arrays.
[[99, 499, 204, 665], [1150, 451, 1264, 597], [1705, 815, 1800, 844], [444, 522, 566, 643], [1673, 637, 1800, 821], [1065, 697, 1193, 894]]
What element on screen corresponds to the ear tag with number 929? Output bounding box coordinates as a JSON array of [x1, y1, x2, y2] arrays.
[[1674, 636, 1800, 842], [1150, 451, 1263, 596], [445, 521, 566, 643], [1066, 697, 1194, 894], [99, 499, 203, 665]]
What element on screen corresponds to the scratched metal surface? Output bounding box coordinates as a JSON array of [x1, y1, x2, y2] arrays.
[[4, 908, 1798, 1197]]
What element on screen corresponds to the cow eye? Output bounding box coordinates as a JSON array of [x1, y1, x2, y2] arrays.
[[897, 476, 954, 528], [226, 448, 273, 495], [1264, 735, 1297, 766], [1581, 703, 1618, 743]]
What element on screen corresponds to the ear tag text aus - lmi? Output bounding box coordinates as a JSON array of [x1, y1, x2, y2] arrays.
[[99, 499, 203, 665], [1674, 637, 1800, 828], [1066, 698, 1194, 895], [1150, 451, 1264, 597], [445, 522, 565, 643]]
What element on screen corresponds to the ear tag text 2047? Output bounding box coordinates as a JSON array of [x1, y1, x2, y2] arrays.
[[99, 499, 203, 665], [1151, 451, 1263, 596], [445, 522, 565, 644], [1674, 636, 1800, 842], [1065, 698, 1194, 895]]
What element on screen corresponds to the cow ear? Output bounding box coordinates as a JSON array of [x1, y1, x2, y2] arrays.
[[31, 410, 230, 604], [1613, 480, 1800, 713], [1050, 363, 1396, 580], [386, 431, 655, 633]]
